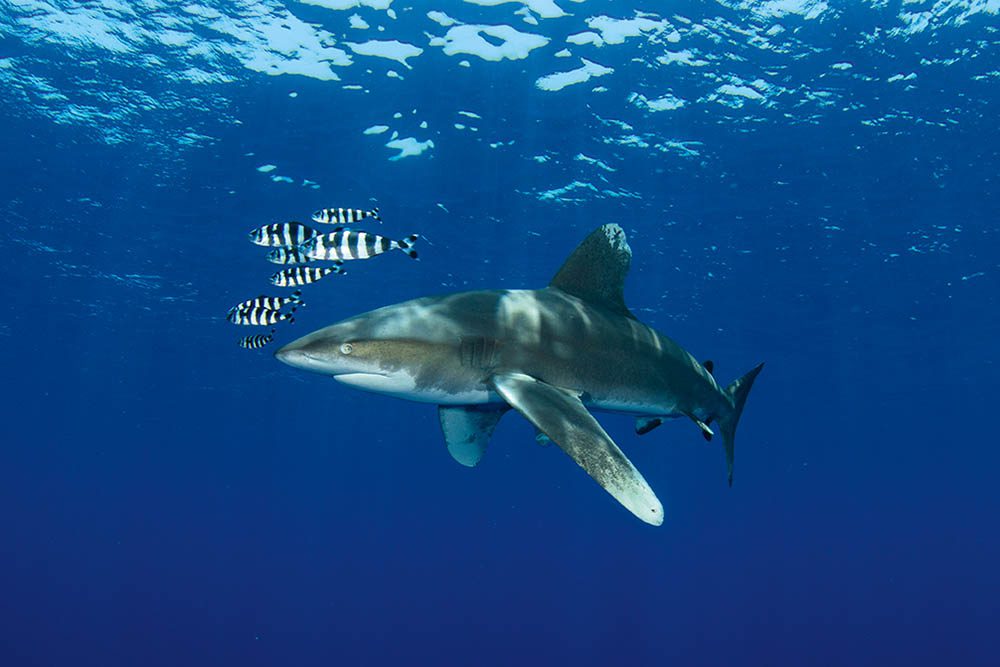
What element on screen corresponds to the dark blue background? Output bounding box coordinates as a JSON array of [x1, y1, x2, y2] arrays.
[[2, 2, 998, 665]]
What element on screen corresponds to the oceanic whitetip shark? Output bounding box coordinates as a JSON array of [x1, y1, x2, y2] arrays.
[[276, 224, 762, 525]]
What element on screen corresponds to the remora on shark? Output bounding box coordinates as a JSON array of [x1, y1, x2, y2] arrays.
[[275, 224, 762, 525]]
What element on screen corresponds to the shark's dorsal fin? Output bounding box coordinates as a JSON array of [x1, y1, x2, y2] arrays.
[[549, 224, 635, 319]]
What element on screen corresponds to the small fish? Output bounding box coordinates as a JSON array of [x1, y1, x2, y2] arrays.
[[303, 231, 418, 262], [227, 306, 296, 326], [230, 291, 304, 314], [238, 329, 276, 350], [267, 246, 315, 265], [248, 222, 318, 247], [270, 265, 346, 287], [312, 207, 381, 225]]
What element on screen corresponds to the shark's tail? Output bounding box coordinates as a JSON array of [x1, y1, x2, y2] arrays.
[[717, 362, 764, 487]]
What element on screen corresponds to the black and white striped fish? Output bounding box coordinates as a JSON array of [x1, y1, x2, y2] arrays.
[[226, 306, 296, 326], [267, 246, 315, 265], [302, 231, 418, 262], [270, 265, 346, 287], [238, 329, 276, 350], [312, 207, 381, 225], [229, 291, 303, 314], [248, 221, 318, 247]]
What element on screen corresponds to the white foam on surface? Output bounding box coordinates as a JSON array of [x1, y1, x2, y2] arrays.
[[463, 0, 568, 20], [300, 0, 393, 11], [537, 180, 599, 202], [575, 153, 616, 172], [346, 40, 423, 68], [718, 83, 765, 100], [257, 164, 277, 172], [584, 15, 672, 46], [734, 0, 829, 20], [430, 24, 549, 61], [536, 58, 613, 91], [567, 32, 603, 46], [630, 92, 686, 111], [363, 125, 390, 134], [385, 137, 435, 160], [657, 50, 709, 67], [427, 11, 458, 26], [349, 14, 369, 29]]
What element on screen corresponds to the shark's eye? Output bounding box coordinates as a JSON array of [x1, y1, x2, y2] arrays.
[[340, 343, 354, 355]]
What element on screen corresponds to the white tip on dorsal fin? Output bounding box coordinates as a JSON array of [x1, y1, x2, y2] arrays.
[[549, 224, 635, 319]]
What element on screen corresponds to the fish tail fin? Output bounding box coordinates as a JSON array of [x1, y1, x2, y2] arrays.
[[717, 362, 764, 487], [372, 206, 381, 222], [290, 289, 303, 303], [397, 234, 419, 260]]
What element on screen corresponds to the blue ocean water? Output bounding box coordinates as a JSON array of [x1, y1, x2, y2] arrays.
[[1, 1, 998, 664]]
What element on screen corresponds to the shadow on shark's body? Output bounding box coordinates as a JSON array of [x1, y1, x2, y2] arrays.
[[276, 224, 762, 525]]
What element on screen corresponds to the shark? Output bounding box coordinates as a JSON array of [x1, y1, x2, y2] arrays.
[[275, 224, 762, 525]]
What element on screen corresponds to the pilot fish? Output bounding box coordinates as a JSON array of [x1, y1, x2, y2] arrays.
[[312, 207, 380, 225], [238, 329, 276, 350], [267, 246, 315, 265], [229, 291, 303, 314], [226, 306, 296, 326], [270, 265, 346, 287], [248, 222, 318, 248], [302, 231, 418, 261]]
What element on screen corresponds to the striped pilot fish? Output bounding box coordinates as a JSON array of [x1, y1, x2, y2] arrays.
[[227, 306, 296, 326], [248, 221, 318, 248], [230, 291, 304, 314], [312, 207, 381, 225], [302, 231, 418, 262], [238, 329, 276, 350], [267, 246, 315, 265], [270, 265, 346, 287]]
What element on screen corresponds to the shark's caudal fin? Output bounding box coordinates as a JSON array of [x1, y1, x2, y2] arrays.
[[549, 224, 636, 319], [717, 363, 764, 487]]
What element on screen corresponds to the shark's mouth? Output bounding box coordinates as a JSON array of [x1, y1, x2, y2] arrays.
[[332, 371, 387, 380]]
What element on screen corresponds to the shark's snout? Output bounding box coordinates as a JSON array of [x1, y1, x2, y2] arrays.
[[274, 343, 310, 369]]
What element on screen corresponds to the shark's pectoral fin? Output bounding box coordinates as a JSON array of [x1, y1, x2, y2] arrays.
[[438, 404, 509, 467], [490, 372, 663, 526]]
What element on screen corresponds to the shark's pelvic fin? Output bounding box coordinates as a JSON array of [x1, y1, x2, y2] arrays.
[[635, 416, 664, 436], [718, 362, 765, 486], [491, 371, 663, 526], [549, 224, 636, 319], [438, 404, 509, 467]]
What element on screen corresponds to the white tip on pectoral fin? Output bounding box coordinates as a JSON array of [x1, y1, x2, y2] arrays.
[[491, 372, 663, 526]]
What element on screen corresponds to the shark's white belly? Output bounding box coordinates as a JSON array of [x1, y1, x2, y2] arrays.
[[333, 370, 497, 405]]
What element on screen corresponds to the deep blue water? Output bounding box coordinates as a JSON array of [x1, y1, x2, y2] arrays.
[[1, 1, 998, 665]]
